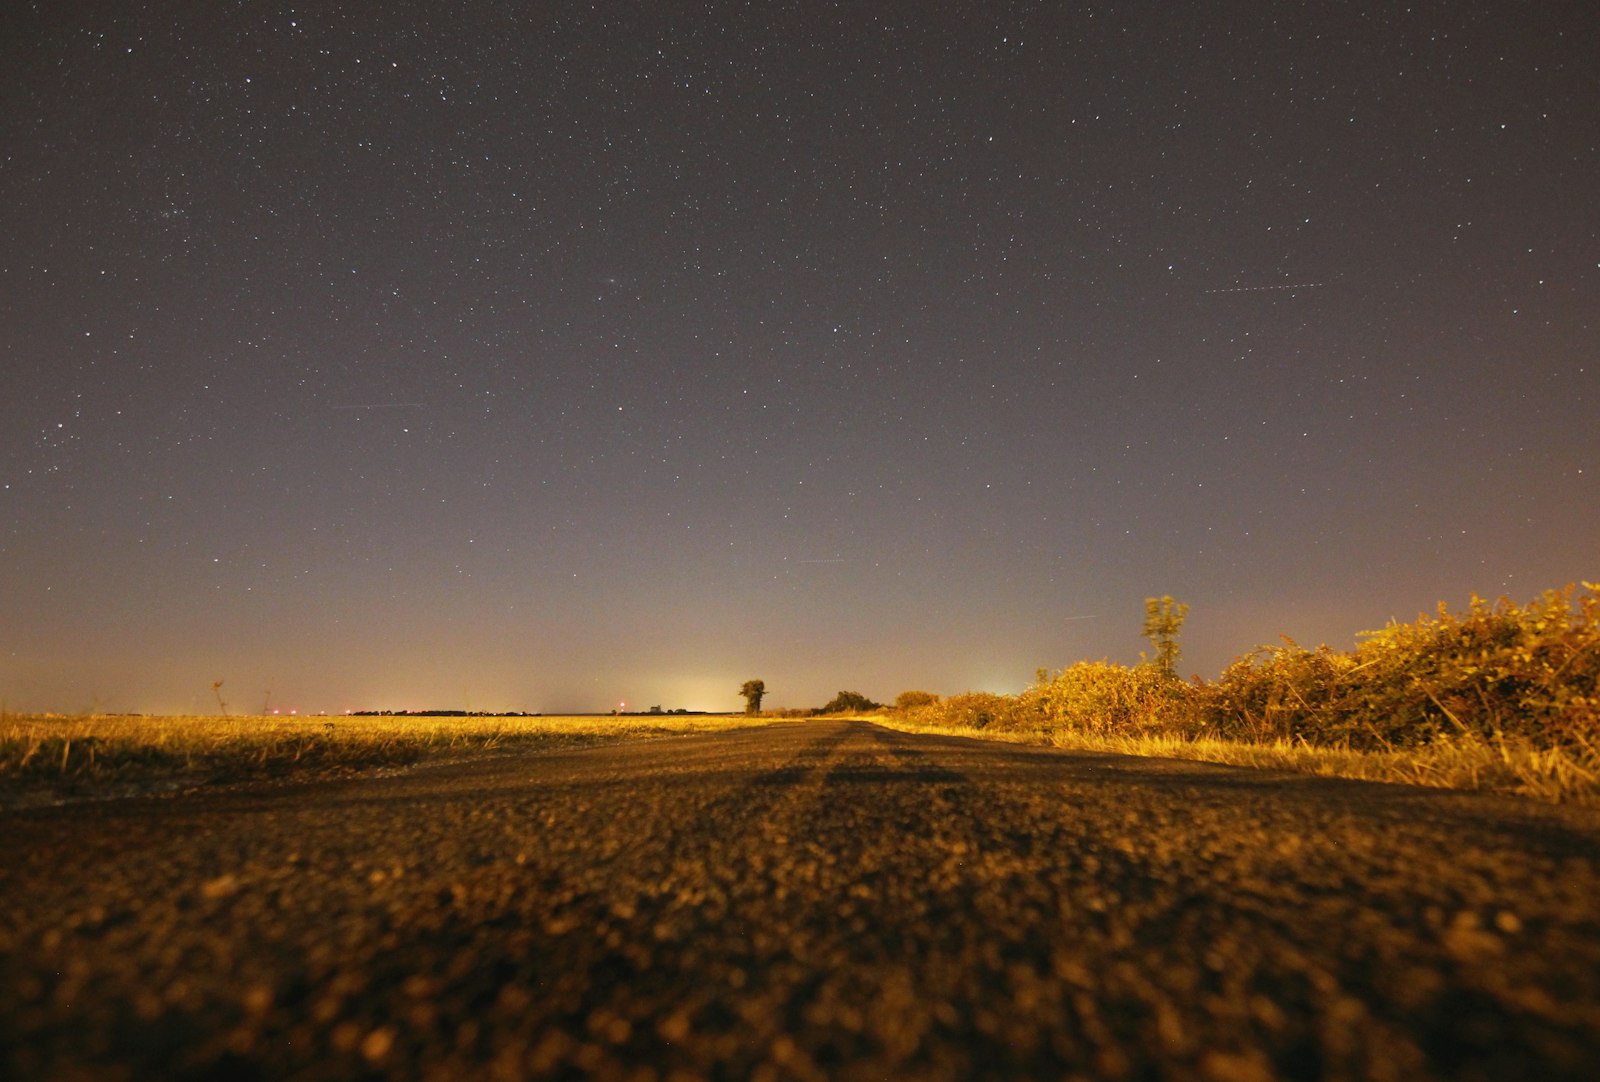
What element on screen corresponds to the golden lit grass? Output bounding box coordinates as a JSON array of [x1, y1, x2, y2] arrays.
[[870, 714, 1600, 804], [0, 712, 775, 800], [870, 585, 1600, 804]]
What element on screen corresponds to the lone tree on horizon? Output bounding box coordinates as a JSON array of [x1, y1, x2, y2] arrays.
[[1141, 596, 1191, 680], [740, 679, 766, 716]]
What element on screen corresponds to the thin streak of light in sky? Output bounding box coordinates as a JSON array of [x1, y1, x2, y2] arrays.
[[1200, 282, 1330, 294]]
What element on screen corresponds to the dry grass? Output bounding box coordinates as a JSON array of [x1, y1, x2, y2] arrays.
[[0, 712, 774, 801], [874, 585, 1600, 804], [870, 714, 1600, 804]]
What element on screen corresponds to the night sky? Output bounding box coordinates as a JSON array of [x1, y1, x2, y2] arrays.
[[4, 2, 1595, 715]]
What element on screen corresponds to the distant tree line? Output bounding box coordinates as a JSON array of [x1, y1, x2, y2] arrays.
[[737, 681, 886, 717]]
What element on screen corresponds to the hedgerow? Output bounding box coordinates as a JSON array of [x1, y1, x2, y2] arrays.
[[899, 583, 1600, 779], [1197, 584, 1600, 752]]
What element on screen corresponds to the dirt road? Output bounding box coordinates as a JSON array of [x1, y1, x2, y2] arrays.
[[4, 720, 1599, 1080]]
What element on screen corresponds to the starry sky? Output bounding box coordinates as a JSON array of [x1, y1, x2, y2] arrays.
[[3, 2, 1595, 715]]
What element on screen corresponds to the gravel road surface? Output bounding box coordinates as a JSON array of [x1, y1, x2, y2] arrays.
[[4, 719, 1599, 1080]]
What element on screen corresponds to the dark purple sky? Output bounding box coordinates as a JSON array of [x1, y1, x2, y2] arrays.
[[3, 2, 1595, 714]]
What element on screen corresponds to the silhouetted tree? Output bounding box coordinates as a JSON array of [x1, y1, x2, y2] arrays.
[[740, 679, 766, 715], [1141, 596, 1191, 680]]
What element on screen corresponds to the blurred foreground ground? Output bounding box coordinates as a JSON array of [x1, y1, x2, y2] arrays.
[[3, 720, 1599, 1080]]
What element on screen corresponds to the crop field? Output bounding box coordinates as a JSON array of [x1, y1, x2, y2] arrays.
[[0, 712, 775, 804]]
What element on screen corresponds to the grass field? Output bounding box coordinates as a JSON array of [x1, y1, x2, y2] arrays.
[[0, 712, 776, 804], [868, 713, 1599, 804]]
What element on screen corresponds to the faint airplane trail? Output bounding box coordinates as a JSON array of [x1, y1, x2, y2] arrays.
[[330, 402, 425, 410], [796, 558, 847, 564], [1202, 282, 1328, 294]]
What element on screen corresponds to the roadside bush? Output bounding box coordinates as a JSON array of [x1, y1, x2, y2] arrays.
[[894, 690, 939, 711], [815, 691, 882, 715], [1194, 584, 1600, 752], [1021, 661, 1198, 737], [903, 584, 1599, 758], [1196, 643, 1360, 744], [919, 691, 1027, 730], [1342, 585, 1599, 750]]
